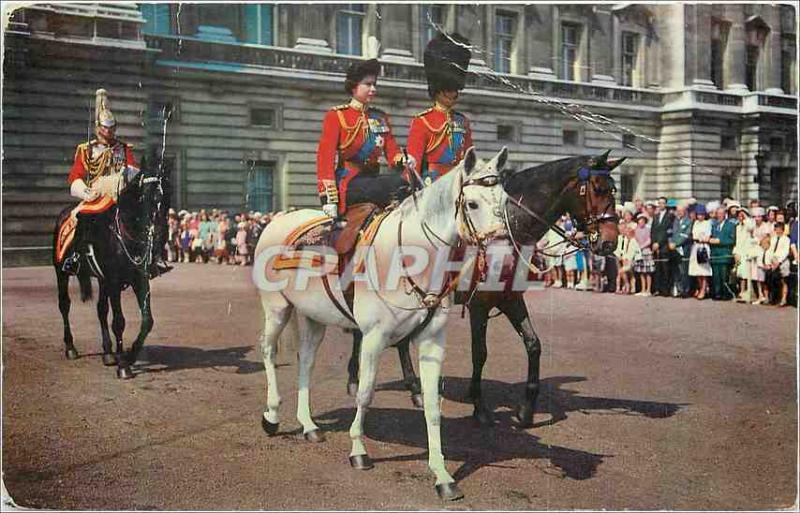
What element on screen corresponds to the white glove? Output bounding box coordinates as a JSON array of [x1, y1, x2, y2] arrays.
[[404, 154, 418, 173], [322, 203, 338, 218], [70, 178, 99, 201]]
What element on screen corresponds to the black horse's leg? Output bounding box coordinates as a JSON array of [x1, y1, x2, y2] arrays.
[[467, 299, 494, 425], [96, 282, 116, 366], [346, 331, 362, 397], [56, 269, 78, 360], [108, 285, 132, 379], [498, 294, 541, 428], [397, 338, 423, 408], [126, 274, 153, 366]]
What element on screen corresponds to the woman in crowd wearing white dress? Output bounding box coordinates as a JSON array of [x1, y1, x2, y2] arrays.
[[689, 204, 712, 300], [733, 208, 754, 302]]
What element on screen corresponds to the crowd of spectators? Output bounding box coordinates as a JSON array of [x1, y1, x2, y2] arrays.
[[164, 198, 798, 308], [165, 208, 296, 266], [538, 197, 798, 307]]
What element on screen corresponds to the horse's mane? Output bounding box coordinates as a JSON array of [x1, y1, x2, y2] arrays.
[[504, 155, 589, 197]]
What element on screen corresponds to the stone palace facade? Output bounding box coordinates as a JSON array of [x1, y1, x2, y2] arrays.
[[2, 3, 797, 264]]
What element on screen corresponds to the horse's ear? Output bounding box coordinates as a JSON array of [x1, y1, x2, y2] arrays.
[[608, 157, 627, 170], [463, 146, 477, 176], [495, 146, 508, 172], [596, 149, 611, 167]]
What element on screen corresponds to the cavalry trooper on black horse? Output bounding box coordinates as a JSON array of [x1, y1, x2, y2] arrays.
[[59, 88, 170, 278], [54, 88, 171, 379]]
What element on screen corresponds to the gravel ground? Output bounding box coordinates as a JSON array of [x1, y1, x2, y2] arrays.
[[2, 264, 797, 510]]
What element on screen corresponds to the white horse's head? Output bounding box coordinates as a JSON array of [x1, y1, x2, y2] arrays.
[[453, 146, 509, 243]]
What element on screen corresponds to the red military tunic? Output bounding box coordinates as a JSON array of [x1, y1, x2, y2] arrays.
[[406, 104, 473, 183], [316, 99, 403, 214], [67, 139, 138, 189]]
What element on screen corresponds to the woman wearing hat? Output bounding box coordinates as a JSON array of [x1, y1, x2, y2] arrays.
[[407, 32, 473, 184], [633, 212, 654, 296], [316, 58, 408, 218], [689, 204, 712, 299]]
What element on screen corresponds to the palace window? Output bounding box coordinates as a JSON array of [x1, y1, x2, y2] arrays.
[[421, 5, 445, 47], [561, 23, 581, 81], [494, 12, 515, 73], [745, 44, 759, 91], [619, 173, 635, 203], [720, 133, 737, 151], [247, 161, 275, 213], [497, 124, 517, 143], [242, 4, 274, 45], [337, 4, 365, 55], [562, 128, 581, 146], [139, 4, 171, 35], [622, 133, 637, 149], [621, 32, 639, 87]]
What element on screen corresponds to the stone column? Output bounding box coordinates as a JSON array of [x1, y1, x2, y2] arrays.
[[455, 5, 489, 72], [591, 7, 615, 84], [526, 5, 555, 79], [293, 4, 332, 53], [725, 15, 748, 91], [764, 10, 784, 93], [687, 5, 716, 89], [380, 4, 415, 62]]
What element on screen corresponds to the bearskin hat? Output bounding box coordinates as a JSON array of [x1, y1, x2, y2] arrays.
[[423, 32, 471, 98], [344, 58, 381, 94]]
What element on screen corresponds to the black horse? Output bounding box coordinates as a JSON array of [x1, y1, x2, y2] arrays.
[[347, 151, 622, 426], [53, 163, 169, 379]]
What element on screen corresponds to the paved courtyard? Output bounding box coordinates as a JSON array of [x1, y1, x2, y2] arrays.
[[2, 264, 797, 510]]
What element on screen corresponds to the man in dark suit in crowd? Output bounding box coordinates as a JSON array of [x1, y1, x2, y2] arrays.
[[650, 196, 674, 296], [710, 206, 737, 300]]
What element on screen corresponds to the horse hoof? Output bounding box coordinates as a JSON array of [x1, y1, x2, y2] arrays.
[[349, 454, 374, 470], [516, 406, 534, 428], [101, 353, 117, 366], [473, 407, 495, 426], [347, 382, 359, 397], [435, 482, 464, 501], [303, 429, 326, 443], [65, 348, 79, 360], [116, 366, 134, 380], [261, 417, 279, 436], [410, 394, 424, 409]]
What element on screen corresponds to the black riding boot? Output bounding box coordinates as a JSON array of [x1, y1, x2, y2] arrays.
[[149, 252, 173, 278], [62, 218, 87, 275]]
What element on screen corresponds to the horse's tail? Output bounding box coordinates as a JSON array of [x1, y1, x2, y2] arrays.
[[277, 308, 299, 356], [77, 269, 93, 303]]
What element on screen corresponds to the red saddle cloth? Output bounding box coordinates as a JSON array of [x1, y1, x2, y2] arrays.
[[271, 204, 389, 275], [54, 195, 116, 263]]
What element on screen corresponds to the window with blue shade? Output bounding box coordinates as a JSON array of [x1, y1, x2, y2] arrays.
[[337, 4, 365, 55], [421, 5, 444, 48], [243, 4, 274, 45], [140, 3, 171, 35], [494, 12, 515, 73], [247, 161, 274, 213]]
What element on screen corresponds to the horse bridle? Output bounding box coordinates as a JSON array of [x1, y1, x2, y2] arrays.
[[392, 172, 504, 310], [111, 173, 162, 269], [504, 165, 617, 263]]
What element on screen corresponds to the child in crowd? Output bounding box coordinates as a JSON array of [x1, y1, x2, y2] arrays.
[[235, 222, 249, 266]]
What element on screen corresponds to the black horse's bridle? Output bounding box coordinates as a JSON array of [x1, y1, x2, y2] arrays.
[[504, 165, 617, 262], [111, 172, 163, 269]]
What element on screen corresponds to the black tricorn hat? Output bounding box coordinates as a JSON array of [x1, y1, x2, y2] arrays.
[[424, 32, 471, 98], [344, 58, 381, 93]]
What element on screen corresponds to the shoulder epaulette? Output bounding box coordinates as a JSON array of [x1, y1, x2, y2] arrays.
[[332, 104, 350, 111], [414, 107, 434, 118]]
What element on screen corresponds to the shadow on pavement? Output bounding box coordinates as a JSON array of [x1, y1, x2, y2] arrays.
[[312, 375, 685, 483], [133, 344, 266, 374]]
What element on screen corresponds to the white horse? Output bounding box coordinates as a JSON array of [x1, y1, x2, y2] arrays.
[[253, 147, 509, 500]]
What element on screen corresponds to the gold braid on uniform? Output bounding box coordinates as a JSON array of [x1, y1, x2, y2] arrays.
[[80, 144, 118, 185]]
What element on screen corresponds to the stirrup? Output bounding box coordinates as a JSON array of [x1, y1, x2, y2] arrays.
[[62, 254, 81, 275], [149, 259, 173, 278]]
